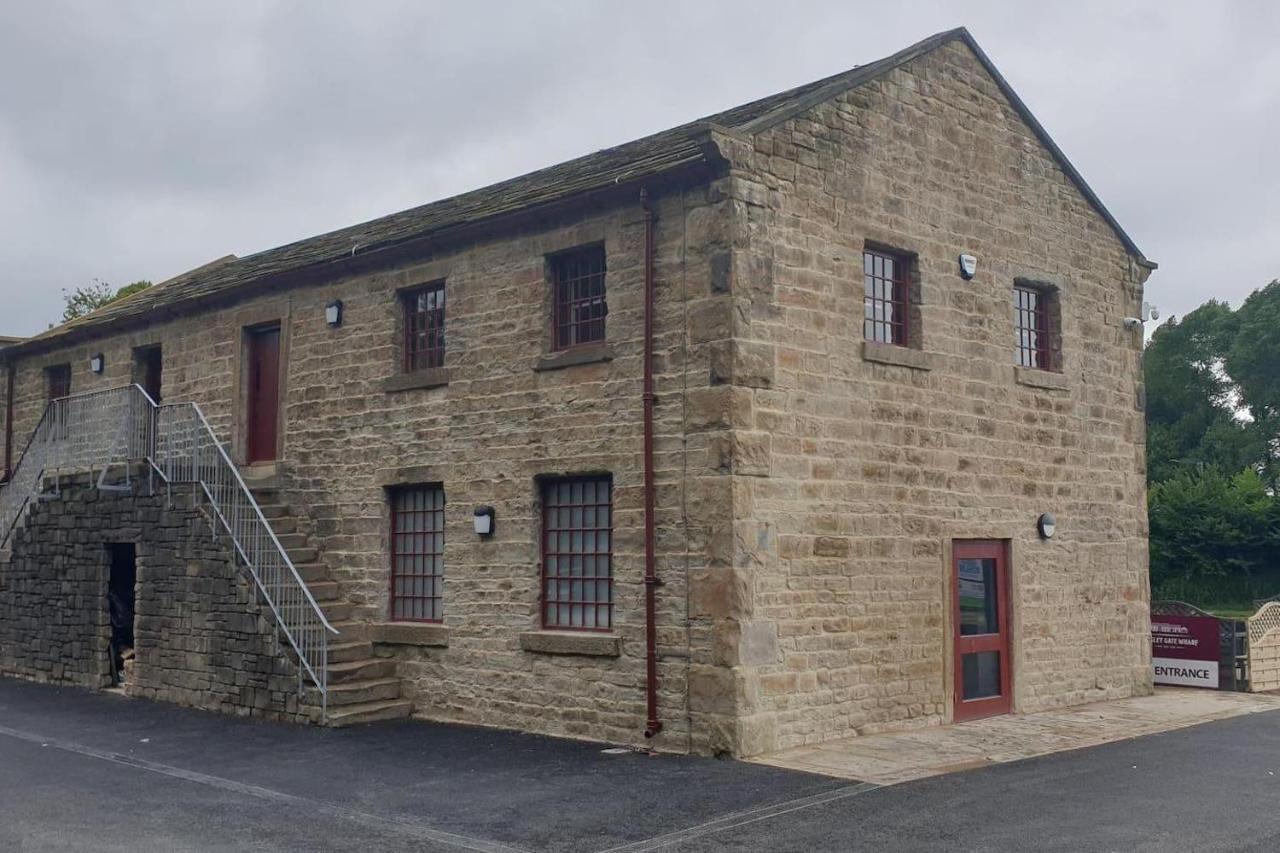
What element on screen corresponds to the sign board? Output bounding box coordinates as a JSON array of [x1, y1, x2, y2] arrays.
[[1152, 615, 1220, 688]]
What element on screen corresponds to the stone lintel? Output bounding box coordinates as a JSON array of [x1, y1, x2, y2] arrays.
[[382, 367, 452, 393], [1014, 366, 1070, 391], [370, 622, 449, 647], [534, 343, 615, 372], [861, 341, 936, 371], [518, 630, 621, 657]]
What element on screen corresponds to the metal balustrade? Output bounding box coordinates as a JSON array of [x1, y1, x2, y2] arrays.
[[0, 384, 335, 718]]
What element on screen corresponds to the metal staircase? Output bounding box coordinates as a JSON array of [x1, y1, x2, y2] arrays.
[[0, 384, 337, 719]]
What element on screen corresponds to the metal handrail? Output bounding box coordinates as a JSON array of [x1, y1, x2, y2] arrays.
[[0, 384, 335, 719]]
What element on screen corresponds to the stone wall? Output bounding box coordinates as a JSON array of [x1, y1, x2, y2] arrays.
[[0, 471, 312, 722], [711, 39, 1153, 754], [0, 188, 730, 752]]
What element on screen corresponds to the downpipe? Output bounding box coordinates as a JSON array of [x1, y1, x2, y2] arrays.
[[641, 188, 663, 740]]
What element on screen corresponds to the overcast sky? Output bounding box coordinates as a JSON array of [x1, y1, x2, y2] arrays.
[[1, 1, 1276, 337]]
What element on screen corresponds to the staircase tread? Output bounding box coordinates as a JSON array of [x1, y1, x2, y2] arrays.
[[328, 676, 400, 692], [328, 658, 389, 672], [326, 699, 413, 719]]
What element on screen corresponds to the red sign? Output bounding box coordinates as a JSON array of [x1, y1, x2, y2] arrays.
[[1151, 615, 1220, 688]]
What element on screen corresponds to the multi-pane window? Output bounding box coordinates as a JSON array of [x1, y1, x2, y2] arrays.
[[403, 282, 446, 372], [46, 364, 71, 401], [863, 249, 911, 346], [542, 476, 612, 630], [551, 247, 607, 350], [1014, 284, 1051, 369], [390, 485, 445, 622]]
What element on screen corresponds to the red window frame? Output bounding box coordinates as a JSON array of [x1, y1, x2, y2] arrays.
[[389, 484, 445, 623], [863, 248, 911, 346], [551, 246, 607, 351], [1014, 284, 1051, 369], [403, 282, 446, 372], [541, 476, 612, 631], [46, 364, 71, 401]]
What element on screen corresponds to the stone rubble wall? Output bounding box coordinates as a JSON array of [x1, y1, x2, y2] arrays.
[[0, 471, 313, 722]]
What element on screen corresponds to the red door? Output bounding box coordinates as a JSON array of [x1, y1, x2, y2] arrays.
[[246, 326, 281, 464], [953, 540, 1013, 722]]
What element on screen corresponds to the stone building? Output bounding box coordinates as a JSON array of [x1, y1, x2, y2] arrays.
[[0, 28, 1156, 756]]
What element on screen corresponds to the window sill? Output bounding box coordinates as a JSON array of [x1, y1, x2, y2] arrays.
[[1014, 366, 1069, 391], [534, 343, 614, 372], [370, 622, 449, 647], [862, 341, 935, 371], [519, 630, 621, 657], [382, 367, 451, 393]]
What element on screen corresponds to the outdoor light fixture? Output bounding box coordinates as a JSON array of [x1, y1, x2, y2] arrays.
[[958, 253, 977, 280], [89, 353, 105, 374], [1037, 513, 1057, 540], [325, 299, 344, 327], [473, 506, 495, 537]]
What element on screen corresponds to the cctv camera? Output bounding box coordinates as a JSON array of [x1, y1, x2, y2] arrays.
[[1123, 317, 1143, 330]]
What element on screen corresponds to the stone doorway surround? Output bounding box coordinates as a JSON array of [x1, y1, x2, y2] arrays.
[[751, 688, 1280, 786]]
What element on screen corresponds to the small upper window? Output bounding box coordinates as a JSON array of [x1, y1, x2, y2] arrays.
[[1014, 283, 1056, 370], [551, 246, 607, 351], [863, 249, 911, 346], [403, 282, 446, 372], [46, 364, 71, 401]]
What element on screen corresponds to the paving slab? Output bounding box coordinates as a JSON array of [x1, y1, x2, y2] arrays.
[[752, 687, 1280, 785]]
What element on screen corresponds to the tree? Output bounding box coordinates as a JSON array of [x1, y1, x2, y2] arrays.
[[1143, 301, 1261, 483], [61, 279, 152, 323], [1224, 280, 1280, 491], [1149, 467, 1280, 602]]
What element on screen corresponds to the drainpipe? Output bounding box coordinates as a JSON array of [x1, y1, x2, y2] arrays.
[[3, 360, 13, 482], [641, 188, 663, 740]]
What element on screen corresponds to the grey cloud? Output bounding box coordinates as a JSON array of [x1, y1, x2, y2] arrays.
[[1, 0, 1276, 336]]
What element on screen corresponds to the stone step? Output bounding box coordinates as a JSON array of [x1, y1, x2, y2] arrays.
[[327, 658, 397, 684], [328, 640, 375, 664], [257, 503, 290, 520], [276, 532, 309, 550], [266, 517, 298, 535], [325, 699, 413, 728], [327, 620, 370, 643], [295, 562, 330, 583], [288, 547, 319, 565], [324, 677, 401, 707], [306, 580, 341, 602], [320, 601, 355, 623]]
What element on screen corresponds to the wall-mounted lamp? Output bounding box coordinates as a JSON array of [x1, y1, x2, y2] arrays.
[[958, 253, 977, 280], [89, 353, 105, 374], [325, 299, 344, 328], [473, 506, 496, 537], [1037, 512, 1056, 540]]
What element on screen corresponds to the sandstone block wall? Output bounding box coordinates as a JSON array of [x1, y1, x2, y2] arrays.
[[711, 40, 1153, 753], [0, 471, 311, 722]]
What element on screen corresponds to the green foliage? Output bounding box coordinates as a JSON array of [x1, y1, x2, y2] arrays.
[[1145, 281, 1280, 609], [60, 279, 152, 323], [1148, 468, 1278, 586]]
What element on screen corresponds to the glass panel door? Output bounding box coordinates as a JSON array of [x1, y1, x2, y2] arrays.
[[953, 541, 1012, 721]]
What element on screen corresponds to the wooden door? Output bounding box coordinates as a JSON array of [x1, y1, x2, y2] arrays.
[[137, 346, 162, 402], [246, 326, 281, 463], [952, 540, 1013, 722]]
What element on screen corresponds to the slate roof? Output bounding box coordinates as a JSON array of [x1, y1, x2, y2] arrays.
[[7, 27, 1150, 358]]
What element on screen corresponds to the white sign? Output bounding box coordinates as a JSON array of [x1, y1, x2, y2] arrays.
[[1152, 658, 1218, 689]]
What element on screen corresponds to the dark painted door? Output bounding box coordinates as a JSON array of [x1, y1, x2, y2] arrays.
[[953, 539, 1013, 722], [138, 346, 163, 402], [246, 326, 281, 463]]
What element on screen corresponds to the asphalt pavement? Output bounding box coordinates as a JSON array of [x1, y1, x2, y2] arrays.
[[1, 676, 1278, 852]]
